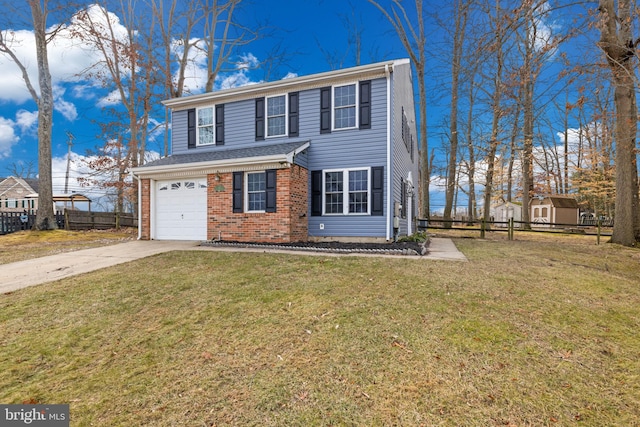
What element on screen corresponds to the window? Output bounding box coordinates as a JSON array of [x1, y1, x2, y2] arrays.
[[323, 168, 369, 215], [246, 172, 266, 212], [333, 84, 357, 129], [266, 95, 287, 137], [171, 182, 182, 190], [7, 199, 17, 208], [197, 107, 214, 145]]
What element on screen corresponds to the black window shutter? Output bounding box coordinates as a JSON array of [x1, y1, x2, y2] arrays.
[[359, 80, 371, 129], [265, 169, 277, 213], [289, 92, 299, 137], [215, 104, 224, 145], [320, 87, 331, 134], [255, 97, 265, 141], [371, 166, 384, 216], [232, 172, 244, 213], [187, 108, 196, 149], [400, 178, 407, 218], [311, 170, 323, 216]]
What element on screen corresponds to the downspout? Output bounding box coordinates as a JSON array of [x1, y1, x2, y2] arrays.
[[131, 171, 142, 240], [385, 63, 392, 241]]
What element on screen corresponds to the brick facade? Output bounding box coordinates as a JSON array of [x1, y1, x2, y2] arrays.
[[140, 178, 151, 240], [139, 166, 309, 242], [208, 165, 308, 243]]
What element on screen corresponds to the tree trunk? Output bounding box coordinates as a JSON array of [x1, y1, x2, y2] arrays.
[[30, 0, 56, 230], [482, 0, 504, 224], [444, 0, 468, 227], [598, 0, 640, 246]]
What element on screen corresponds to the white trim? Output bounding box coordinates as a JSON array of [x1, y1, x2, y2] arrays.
[[245, 171, 267, 213], [321, 167, 371, 216], [162, 59, 407, 110], [385, 64, 392, 241], [196, 105, 215, 146], [265, 94, 288, 138], [332, 82, 359, 131], [132, 142, 310, 179]]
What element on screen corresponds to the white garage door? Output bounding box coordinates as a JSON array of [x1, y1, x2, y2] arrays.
[[155, 178, 208, 240]]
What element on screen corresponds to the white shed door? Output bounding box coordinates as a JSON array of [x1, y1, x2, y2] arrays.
[[155, 178, 208, 240]]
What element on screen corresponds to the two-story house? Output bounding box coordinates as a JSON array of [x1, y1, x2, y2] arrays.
[[132, 59, 419, 243]]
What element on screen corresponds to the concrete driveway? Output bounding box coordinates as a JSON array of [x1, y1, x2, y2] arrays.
[[0, 240, 199, 294], [0, 238, 466, 294]]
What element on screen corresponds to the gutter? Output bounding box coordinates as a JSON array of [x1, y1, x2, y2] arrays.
[[162, 60, 405, 109], [131, 142, 310, 178], [130, 171, 142, 240], [385, 64, 392, 241]]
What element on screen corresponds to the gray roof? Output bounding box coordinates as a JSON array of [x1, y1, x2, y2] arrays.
[[140, 140, 309, 168]]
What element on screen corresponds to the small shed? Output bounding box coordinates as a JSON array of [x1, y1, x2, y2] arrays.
[[492, 201, 522, 227], [530, 196, 579, 227]]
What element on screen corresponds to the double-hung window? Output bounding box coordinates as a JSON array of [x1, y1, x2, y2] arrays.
[[246, 172, 267, 212], [324, 168, 370, 215], [333, 84, 357, 129], [197, 106, 214, 145], [266, 95, 287, 137]]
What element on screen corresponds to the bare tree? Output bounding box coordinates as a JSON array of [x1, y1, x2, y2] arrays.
[[442, 0, 470, 226], [597, 0, 640, 246], [481, 0, 506, 224], [0, 0, 62, 230], [367, 0, 430, 218], [6, 161, 37, 179]]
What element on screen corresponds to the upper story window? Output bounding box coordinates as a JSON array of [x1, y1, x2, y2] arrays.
[[320, 81, 370, 134], [256, 93, 298, 140], [197, 107, 215, 145], [333, 84, 357, 130], [267, 95, 287, 137], [188, 105, 224, 148]]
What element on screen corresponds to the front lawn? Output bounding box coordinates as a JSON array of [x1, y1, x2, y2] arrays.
[[1, 237, 639, 425]]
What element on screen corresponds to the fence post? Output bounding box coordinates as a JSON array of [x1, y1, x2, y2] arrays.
[[480, 218, 486, 238], [508, 218, 514, 240], [597, 218, 601, 245]]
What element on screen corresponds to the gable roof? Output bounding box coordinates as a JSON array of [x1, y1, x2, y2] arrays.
[[162, 59, 409, 110], [0, 176, 37, 196], [133, 140, 310, 177], [531, 196, 579, 208]]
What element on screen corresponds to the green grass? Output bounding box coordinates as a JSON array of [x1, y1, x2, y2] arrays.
[[1, 236, 639, 426], [0, 229, 134, 264]]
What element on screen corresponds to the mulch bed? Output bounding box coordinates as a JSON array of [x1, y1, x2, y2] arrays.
[[201, 239, 429, 256]]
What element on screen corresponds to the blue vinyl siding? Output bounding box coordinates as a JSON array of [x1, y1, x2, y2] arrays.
[[167, 72, 410, 240], [390, 62, 419, 235], [306, 78, 389, 239]]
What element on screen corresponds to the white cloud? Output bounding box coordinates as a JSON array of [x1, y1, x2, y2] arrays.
[[282, 72, 298, 80], [53, 86, 77, 121], [0, 117, 19, 159], [15, 110, 38, 133], [96, 89, 124, 107], [0, 4, 129, 107]]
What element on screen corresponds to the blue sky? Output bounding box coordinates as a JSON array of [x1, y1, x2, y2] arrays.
[[0, 0, 425, 209], [0, 1, 601, 213]]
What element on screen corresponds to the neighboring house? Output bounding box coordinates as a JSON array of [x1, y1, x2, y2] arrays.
[[530, 196, 579, 227], [0, 177, 39, 213], [492, 201, 522, 227], [0, 176, 91, 214], [132, 59, 419, 243]]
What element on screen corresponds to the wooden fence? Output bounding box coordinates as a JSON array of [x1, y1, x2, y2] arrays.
[[420, 217, 613, 244], [0, 211, 137, 235]]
